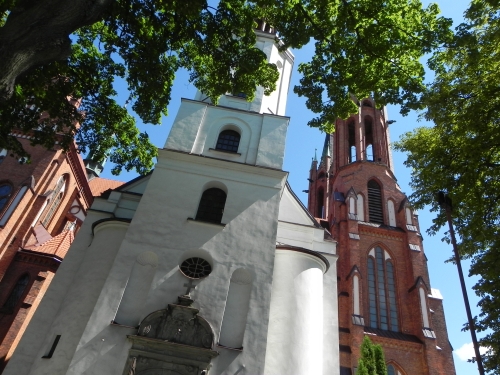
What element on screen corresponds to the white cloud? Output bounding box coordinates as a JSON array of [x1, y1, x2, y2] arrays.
[[454, 342, 488, 361]]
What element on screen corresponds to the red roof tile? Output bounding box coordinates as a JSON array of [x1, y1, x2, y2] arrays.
[[88, 177, 125, 197], [24, 230, 74, 259]]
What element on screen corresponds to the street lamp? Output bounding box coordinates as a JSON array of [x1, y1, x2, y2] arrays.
[[437, 191, 484, 375]]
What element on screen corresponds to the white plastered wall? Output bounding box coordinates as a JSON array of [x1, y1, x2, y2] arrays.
[[270, 184, 339, 375], [165, 100, 289, 170]]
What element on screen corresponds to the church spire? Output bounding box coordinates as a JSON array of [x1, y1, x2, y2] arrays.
[[83, 148, 106, 180]]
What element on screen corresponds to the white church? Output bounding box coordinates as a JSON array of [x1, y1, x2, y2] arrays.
[[5, 26, 340, 375]]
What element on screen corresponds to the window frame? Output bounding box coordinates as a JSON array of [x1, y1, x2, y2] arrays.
[[195, 188, 227, 224], [0, 273, 30, 314], [367, 247, 399, 331], [215, 130, 241, 153], [0, 182, 13, 214]]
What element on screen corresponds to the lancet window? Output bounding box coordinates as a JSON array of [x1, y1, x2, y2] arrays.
[[41, 175, 67, 228], [367, 247, 399, 331], [0, 183, 13, 212], [317, 188, 324, 218], [367, 180, 383, 224], [365, 117, 374, 161], [347, 120, 356, 163], [1, 273, 29, 313]]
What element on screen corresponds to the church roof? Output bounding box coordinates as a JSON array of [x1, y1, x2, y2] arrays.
[[89, 177, 125, 197], [23, 229, 74, 259]]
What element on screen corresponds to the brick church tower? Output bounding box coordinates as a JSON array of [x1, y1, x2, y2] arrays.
[[307, 99, 456, 375]]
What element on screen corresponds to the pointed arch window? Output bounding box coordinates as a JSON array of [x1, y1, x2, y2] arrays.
[[347, 120, 356, 163], [316, 188, 324, 218], [387, 363, 404, 375], [0, 183, 13, 212], [216, 130, 240, 153], [367, 180, 383, 224], [364, 117, 374, 161], [41, 175, 67, 228], [196, 188, 227, 223], [1, 273, 30, 313], [368, 247, 399, 331], [0, 148, 7, 164]]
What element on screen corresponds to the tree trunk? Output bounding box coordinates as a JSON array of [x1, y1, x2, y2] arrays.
[[0, 0, 113, 102]]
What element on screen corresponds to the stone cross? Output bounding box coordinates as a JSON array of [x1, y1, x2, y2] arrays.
[[183, 279, 196, 295]]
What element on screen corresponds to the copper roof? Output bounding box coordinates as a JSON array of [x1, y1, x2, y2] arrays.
[[88, 177, 125, 197]]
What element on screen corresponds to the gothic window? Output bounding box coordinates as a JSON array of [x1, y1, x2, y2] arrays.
[[316, 187, 324, 218], [1, 273, 30, 313], [0, 185, 28, 227], [41, 175, 67, 228], [387, 200, 396, 226], [367, 180, 383, 224], [348, 196, 356, 220], [216, 130, 240, 153], [348, 120, 356, 163], [0, 148, 7, 164], [195, 188, 227, 223], [365, 117, 374, 161], [368, 247, 399, 331], [0, 183, 13, 212], [357, 194, 365, 221], [387, 363, 404, 375], [405, 207, 413, 225]]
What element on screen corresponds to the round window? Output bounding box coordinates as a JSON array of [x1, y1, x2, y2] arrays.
[[180, 257, 212, 279]]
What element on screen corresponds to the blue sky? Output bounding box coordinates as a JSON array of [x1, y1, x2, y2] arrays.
[[99, 1, 481, 373]]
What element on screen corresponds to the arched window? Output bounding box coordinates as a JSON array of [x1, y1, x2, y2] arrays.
[[365, 117, 374, 161], [0, 148, 7, 164], [41, 175, 67, 228], [368, 247, 398, 331], [216, 130, 240, 153], [387, 363, 404, 375], [356, 194, 365, 221], [316, 188, 324, 218], [367, 180, 383, 224], [195, 188, 227, 223], [405, 207, 413, 225], [387, 200, 396, 227], [362, 100, 373, 107], [0, 183, 13, 212], [2, 273, 30, 313], [348, 120, 356, 163]]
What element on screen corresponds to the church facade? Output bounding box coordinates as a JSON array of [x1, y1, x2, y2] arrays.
[[4, 27, 341, 375], [307, 102, 456, 374]]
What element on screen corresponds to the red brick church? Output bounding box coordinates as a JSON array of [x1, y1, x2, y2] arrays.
[[0, 133, 122, 372], [307, 99, 456, 375]]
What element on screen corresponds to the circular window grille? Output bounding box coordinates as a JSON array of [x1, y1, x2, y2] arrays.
[[180, 257, 212, 279]]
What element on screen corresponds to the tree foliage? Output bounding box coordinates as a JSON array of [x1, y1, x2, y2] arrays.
[[357, 336, 388, 375], [394, 0, 500, 371], [0, 0, 452, 174]]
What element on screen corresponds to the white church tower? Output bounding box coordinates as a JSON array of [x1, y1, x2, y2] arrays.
[[5, 25, 339, 375]]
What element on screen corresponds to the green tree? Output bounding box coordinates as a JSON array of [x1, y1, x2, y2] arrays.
[[394, 0, 500, 372], [0, 0, 452, 174], [357, 336, 388, 375]]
